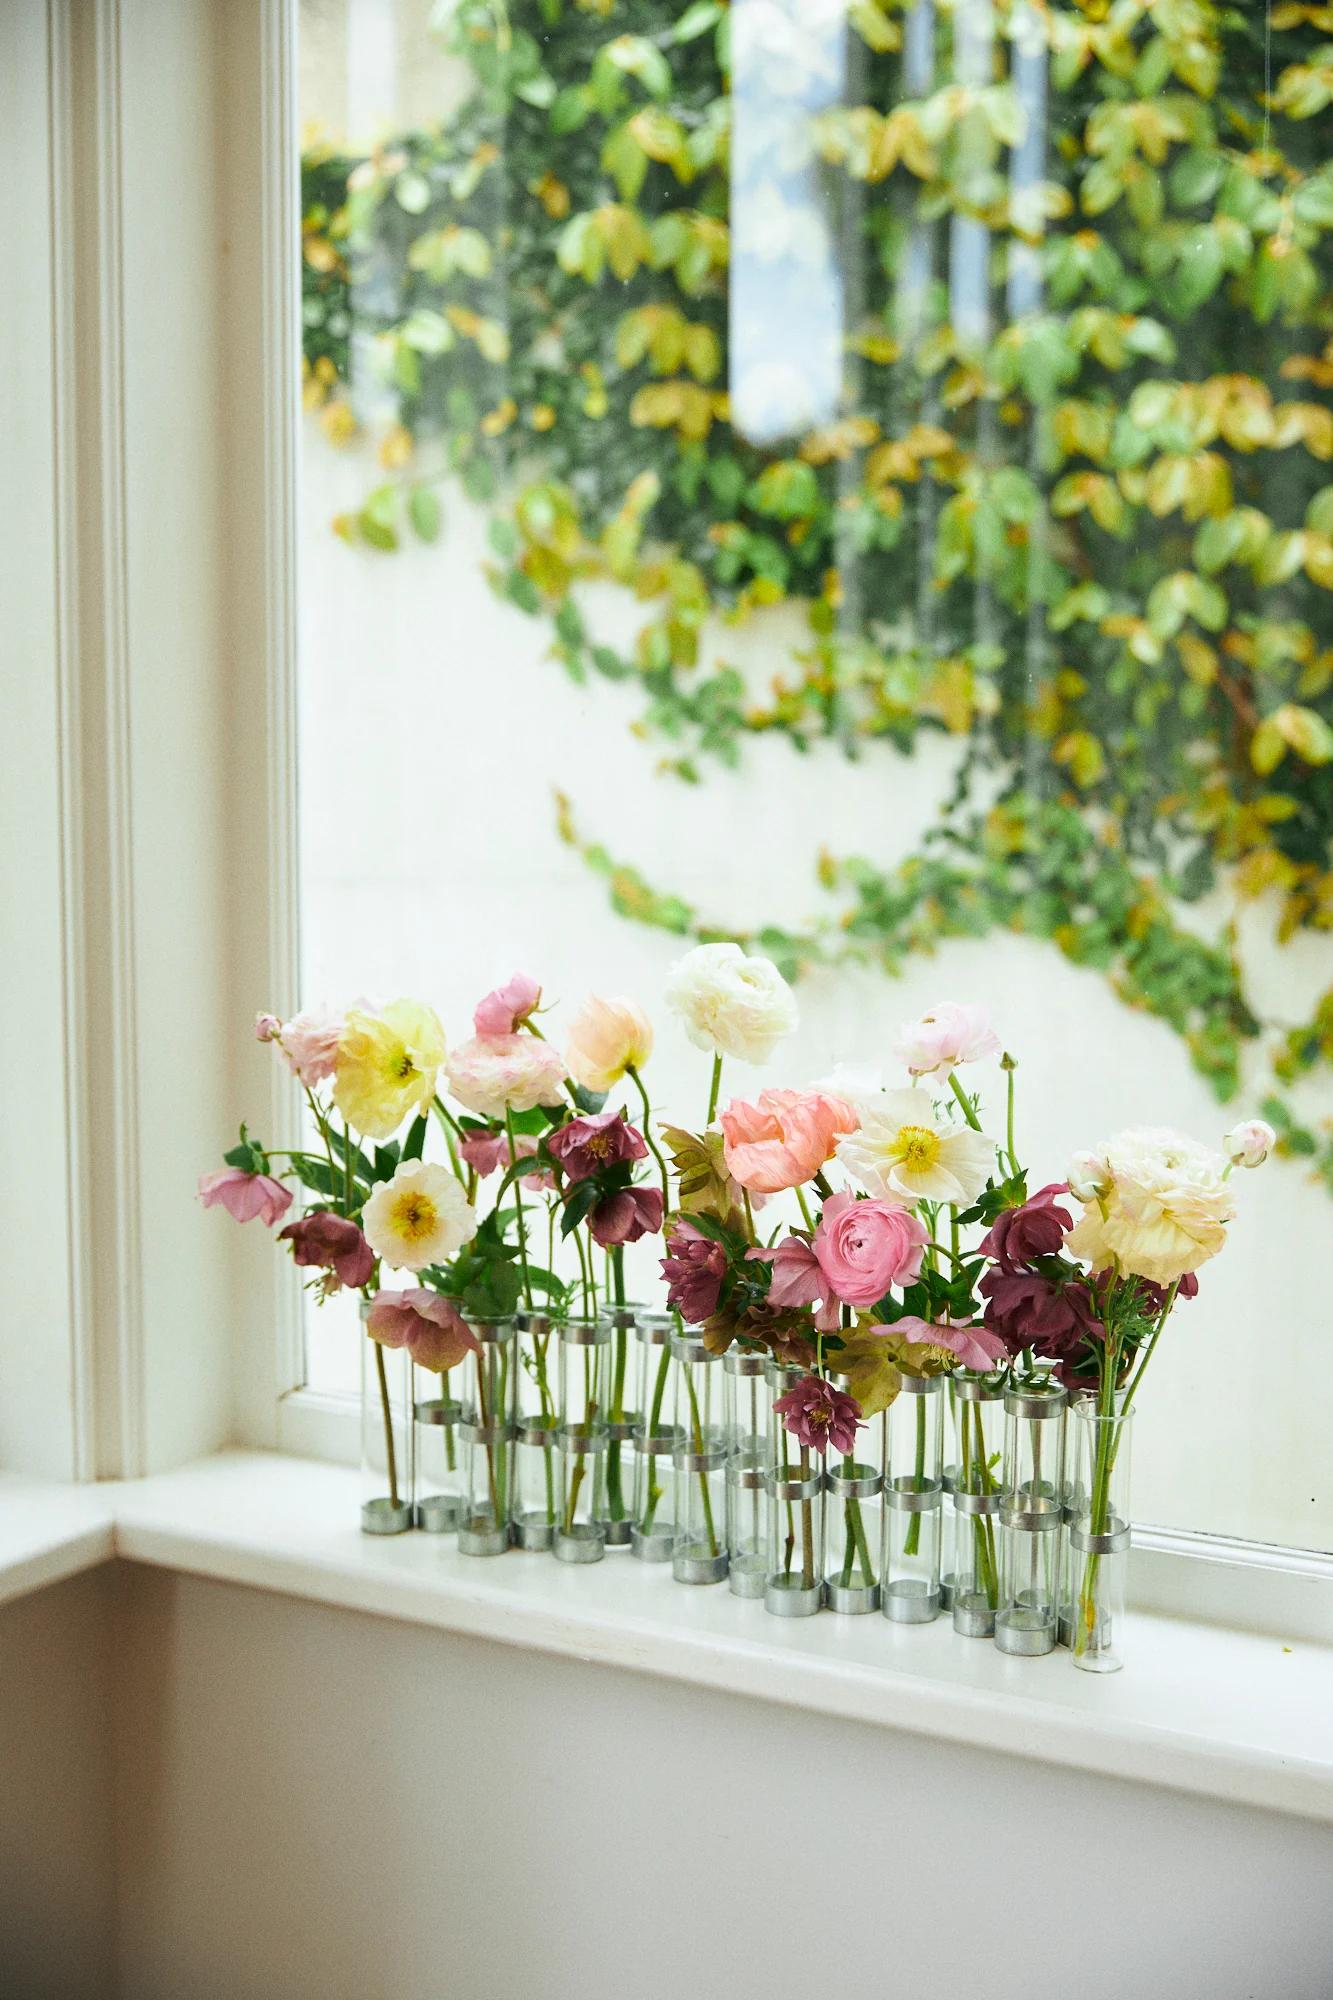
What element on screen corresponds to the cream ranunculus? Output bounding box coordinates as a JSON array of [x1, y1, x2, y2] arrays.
[[1224, 1118, 1276, 1170], [445, 1032, 567, 1118], [663, 942, 797, 1065], [835, 1088, 994, 1206], [332, 1000, 446, 1140], [1065, 1127, 1235, 1286], [362, 1161, 476, 1272], [565, 995, 654, 1092]]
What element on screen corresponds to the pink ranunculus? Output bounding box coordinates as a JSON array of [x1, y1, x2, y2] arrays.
[[446, 1033, 566, 1118], [458, 1130, 508, 1178], [720, 1089, 860, 1195], [746, 1237, 840, 1332], [277, 1004, 346, 1087], [772, 1373, 862, 1456], [198, 1167, 292, 1228], [892, 1314, 1009, 1372], [547, 1111, 647, 1185], [278, 1212, 375, 1291], [588, 1185, 664, 1248], [662, 1221, 728, 1322], [473, 973, 542, 1040], [813, 1191, 928, 1308], [893, 1001, 1000, 1077], [365, 1290, 480, 1374], [254, 1012, 282, 1042]]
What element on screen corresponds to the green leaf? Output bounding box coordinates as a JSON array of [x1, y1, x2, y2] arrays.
[[409, 486, 442, 543]]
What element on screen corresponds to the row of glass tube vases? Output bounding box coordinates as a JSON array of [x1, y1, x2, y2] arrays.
[[360, 1305, 1132, 1672]]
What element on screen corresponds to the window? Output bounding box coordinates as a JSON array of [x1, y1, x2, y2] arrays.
[[293, 0, 1331, 1554]]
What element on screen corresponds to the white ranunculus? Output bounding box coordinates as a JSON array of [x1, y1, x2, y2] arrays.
[[363, 1161, 476, 1272], [1224, 1119, 1276, 1170], [1065, 1127, 1235, 1287], [835, 1088, 995, 1206], [663, 942, 797, 1065]]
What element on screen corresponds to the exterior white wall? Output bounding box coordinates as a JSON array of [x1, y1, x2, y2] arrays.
[[111, 1567, 1333, 2000], [0, 1571, 117, 2000], [296, 435, 1333, 1555]]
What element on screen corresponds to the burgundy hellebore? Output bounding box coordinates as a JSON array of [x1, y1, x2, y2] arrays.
[[589, 1185, 664, 1249], [662, 1220, 728, 1322], [772, 1374, 862, 1456], [279, 1211, 375, 1291], [979, 1183, 1074, 1269], [547, 1111, 647, 1185]]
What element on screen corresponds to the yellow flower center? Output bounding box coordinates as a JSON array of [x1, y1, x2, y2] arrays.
[[390, 1192, 437, 1242], [891, 1123, 941, 1174]]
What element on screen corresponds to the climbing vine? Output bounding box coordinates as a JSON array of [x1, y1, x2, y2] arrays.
[[299, 0, 1333, 1184]]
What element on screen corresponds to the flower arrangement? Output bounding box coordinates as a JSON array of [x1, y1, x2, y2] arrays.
[[202, 969, 1270, 1671]]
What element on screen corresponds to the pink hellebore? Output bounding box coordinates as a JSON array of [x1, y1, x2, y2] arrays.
[[589, 1184, 664, 1248], [772, 1374, 862, 1456], [720, 1089, 859, 1195], [890, 1314, 1008, 1372], [457, 1129, 554, 1190], [547, 1111, 647, 1185], [662, 1221, 728, 1323], [747, 1236, 840, 1333], [893, 1001, 1000, 1077], [813, 1191, 928, 1307], [365, 1290, 480, 1374], [474, 973, 542, 1040], [198, 1167, 292, 1229], [278, 1212, 375, 1291]]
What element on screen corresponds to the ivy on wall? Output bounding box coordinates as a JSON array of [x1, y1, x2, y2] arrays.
[[299, 0, 1333, 1183]]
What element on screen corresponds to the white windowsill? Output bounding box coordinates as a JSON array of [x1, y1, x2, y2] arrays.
[[3, 1449, 1328, 1822]]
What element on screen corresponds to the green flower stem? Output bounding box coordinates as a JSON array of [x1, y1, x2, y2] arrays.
[[638, 1340, 673, 1534], [798, 1446, 815, 1590], [607, 1249, 627, 1523], [504, 1107, 534, 1310], [903, 1395, 927, 1558], [473, 1346, 499, 1526], [839, 1460, 875, 1589], [562, 1349, 598, 1537], [626, 1064, 671, 1216], [741, 1188, 757, 1242], [372, 1337, 400, 1510], [795, 1185, 815, 1230], [1004, 1058, 1019, 1177], [682, 1364, 719, 1557], [947, 1072, 982, 1133], [706, 1053, 723, 1125]]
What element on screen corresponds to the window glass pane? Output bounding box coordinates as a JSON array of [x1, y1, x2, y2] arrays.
[[297, 0, 1331, 1552]]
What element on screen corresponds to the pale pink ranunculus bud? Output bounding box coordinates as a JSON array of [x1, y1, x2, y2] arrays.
[[254, 1012, 282, 1042], [279, 1003, 346, 1087], [473, 973, 542, 1040], [1224, 1119, 1276, 1169], [893, 1001, 1000, 1077], [1067, 1150, 1113, 1201], [565, 995, 653, 1091]]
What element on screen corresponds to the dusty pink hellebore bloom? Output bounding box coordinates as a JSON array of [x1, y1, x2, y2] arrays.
[[547, 1111, 647, 1185], [279, 1212, 375, 1291], [890, 1314, 1008, 1372], [589, 1185, 664, 1248], [473, 973, 542, 1040], [772, 1374, 862, 1456], [746, 1236, 840, 1333], [365, 1290, 480, 1374], [662, 1221, 728, 1322], [197, 1167, 292, 1228]]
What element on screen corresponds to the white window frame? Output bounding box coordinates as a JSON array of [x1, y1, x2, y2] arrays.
[[14, 0, 1327, 1641]]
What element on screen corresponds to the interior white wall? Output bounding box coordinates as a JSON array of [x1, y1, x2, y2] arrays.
[[0, 1570, 118, 2000], [111, 1566, 1333, 2000]]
